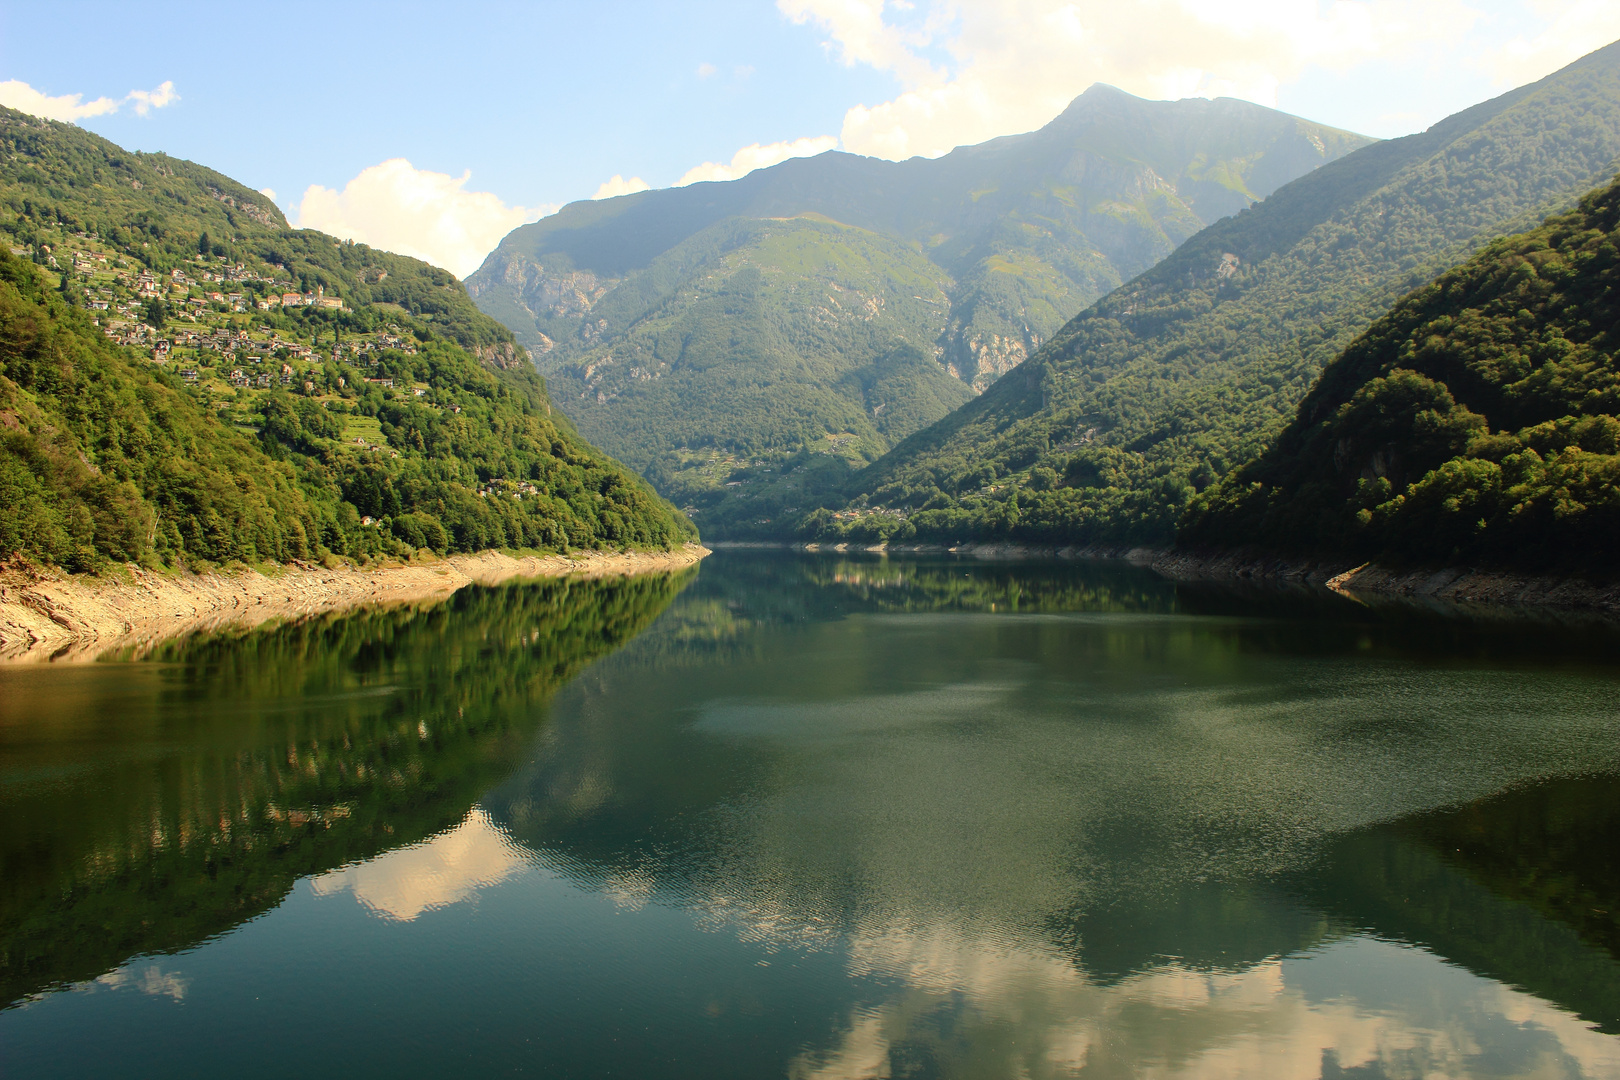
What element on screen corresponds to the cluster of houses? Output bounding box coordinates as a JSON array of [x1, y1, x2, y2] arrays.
[[75, 251, 350, 316], [63, 247, 433, 399], [71, 251, 109, 275], [188, 254, 274, 286], [828, 506, 909, 523], [224, 362, 309, 390], [259, 287, 345, 312], [335, 332, 418, 359], [349, 437, 400, 460], [476, 479, 543, 500]]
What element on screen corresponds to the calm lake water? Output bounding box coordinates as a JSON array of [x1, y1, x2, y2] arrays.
[[3, 551, 1619, 1079]]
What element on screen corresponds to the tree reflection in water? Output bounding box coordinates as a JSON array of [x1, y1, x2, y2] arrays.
[[0, 568, 694, 1004], [4, 551, 1620, 1079]]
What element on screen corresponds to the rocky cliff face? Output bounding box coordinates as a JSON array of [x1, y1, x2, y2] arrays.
[[471, 340, 532, 371], [465, 252, 618, 341]]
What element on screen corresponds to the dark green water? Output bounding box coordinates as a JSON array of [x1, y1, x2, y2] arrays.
[[3, 552, 1619, 1079]]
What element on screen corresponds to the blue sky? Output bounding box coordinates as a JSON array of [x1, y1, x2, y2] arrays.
[[4, 1, 1618, 276]]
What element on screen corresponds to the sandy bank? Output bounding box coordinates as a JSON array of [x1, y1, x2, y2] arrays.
[[0, 545, 709, 663]]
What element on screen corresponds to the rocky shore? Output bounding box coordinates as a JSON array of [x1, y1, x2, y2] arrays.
[[0, 545, 709, 662], [1149, 549, 1620, 612]]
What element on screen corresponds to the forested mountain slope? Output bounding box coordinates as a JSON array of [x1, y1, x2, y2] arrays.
[[786, 40, 1620, 547], [531, 215, 975, 477], [468, 88, 1369, 497], [0, 108, 692, 568], [1180, 175, 1620, 571]]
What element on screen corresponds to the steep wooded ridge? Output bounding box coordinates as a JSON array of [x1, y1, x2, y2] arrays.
[[0, 108, 693, 569], [468, 88, 1369, 500], [777, 41, 1620, 547], [1181, 174, 1620, 571]]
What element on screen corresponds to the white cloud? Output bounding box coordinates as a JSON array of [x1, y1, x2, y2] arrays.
[[697, 62, 718, 78], [126, 80, 179, 116], [592, 174, 652, 199], [0, 79, 121, 122], [675, 135, 840, 185], [1479, 0, 1620, 86], [258, 187, 278, 203], [294, 159, 552, 279], [780, 0, 1483, 159], [0, 78, 180, 124]]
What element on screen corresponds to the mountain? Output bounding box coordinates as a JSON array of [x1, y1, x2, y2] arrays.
[[0, 107, 693, 569], [1179, 173, 1620, 572], [782, 40, 1620, 548], [525, 214, 975, 477], [468, 89, 1371, 498]]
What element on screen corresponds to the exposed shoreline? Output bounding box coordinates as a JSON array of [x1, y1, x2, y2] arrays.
[[1148, 548, 1620, 613], [0, 545, 709, 663], [706, 540, 1620, 613]]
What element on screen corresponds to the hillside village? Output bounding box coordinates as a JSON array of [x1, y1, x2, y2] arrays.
[[9, 232, 465, 465]]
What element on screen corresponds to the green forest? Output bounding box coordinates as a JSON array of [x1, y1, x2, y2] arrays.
[[1182, 174, 1620, 571], [0, 107, 693, 570]]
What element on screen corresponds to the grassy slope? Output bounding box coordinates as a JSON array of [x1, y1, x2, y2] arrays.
[[803, 41, 1620, 548], [1181, 175, 1620, 572]]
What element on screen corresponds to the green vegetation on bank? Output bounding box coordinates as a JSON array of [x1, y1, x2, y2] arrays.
[[470, 87, 1369, 494], [768, 41, 1620, 549], [0, 107, 693, 568], [1181, 174, 1620, 571]]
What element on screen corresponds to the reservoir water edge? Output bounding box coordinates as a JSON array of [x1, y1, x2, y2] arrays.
[[2, 550, 1617, 1079]]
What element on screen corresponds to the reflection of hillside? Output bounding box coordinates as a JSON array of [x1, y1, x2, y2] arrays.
[[612, 553, 1189, 669], [1305, 773, 1620, 1033], [630, 553, 1620, 680], [489, 634, 1620, 1079], [0, 570, 692, 1005], [488, 562, 1620, 1006]]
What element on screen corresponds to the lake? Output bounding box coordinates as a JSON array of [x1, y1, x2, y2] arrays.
[[2, 550, 1618, 1079]]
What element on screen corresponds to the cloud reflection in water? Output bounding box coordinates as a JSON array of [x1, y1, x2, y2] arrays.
[[310, 807, 529, 922]]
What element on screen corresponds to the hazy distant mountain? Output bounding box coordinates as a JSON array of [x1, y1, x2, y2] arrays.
[[780, 41, 1620, 549], [468, 88, 1369, 491]]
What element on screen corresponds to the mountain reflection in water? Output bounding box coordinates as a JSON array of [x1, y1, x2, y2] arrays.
[[2, 551, 1619, 1079]]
